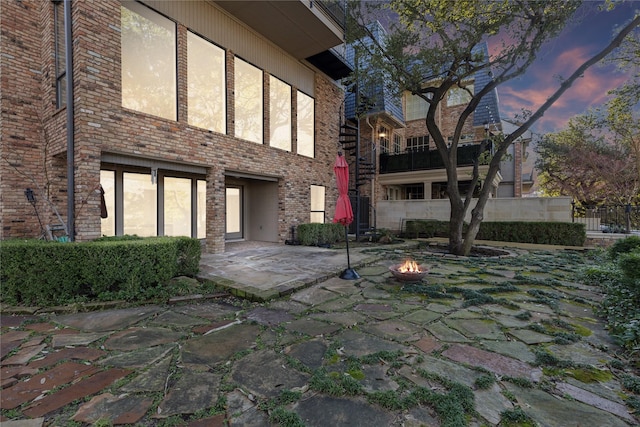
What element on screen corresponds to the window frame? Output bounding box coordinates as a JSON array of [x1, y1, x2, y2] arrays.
[[447, 85, 473, 107], [379, 126, 389, 154], [404, 92, 429, 121], [101, 165, 206, 239], [234, 57, 264, 144], [121, 2, 177, 121], [53, 0, 66, 109], [269, 75, 292, 151], [187, 30, 226, 133], [296, 90, 315, 158], [406, 135, 429, 152], [310, 185, 325, 223]]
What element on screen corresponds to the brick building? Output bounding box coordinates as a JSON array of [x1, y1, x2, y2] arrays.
[[1, 0, 351, 253], [342, 27, 530, 234]]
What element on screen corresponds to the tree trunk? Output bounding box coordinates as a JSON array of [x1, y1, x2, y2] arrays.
[[461, 199, 487, 256], [449, 199, 466, 254]]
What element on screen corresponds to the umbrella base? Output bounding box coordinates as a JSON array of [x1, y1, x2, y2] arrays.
[[340, 268, 360, 280]]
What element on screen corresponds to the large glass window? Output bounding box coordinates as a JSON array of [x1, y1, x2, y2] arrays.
[[197, 180, 206, 239], [121, 3, 176, 121], [164, 177, 192, 237], [102, 168, 205, 238], [123, 172, 157, 237], [187, 31, 226, 133], [379, 126, 389, 154], [406, 135, 429, 151], [310, 185, 325, 223], [297, 91, 315, 158], [405, 93, 429, 121], [235, 58, 263, 144], [393, 134, 402, 154], [404, 183, 424, 200], [100, 170, 115, 236], [54, 1, 66, 109], [269, 76, 292, 151]]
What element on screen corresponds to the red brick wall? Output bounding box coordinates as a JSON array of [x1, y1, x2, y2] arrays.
[[1, 0, 344, 252]]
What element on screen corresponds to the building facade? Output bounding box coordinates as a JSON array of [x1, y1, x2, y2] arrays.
[[1, 0, 351, 253], [342, 34, 529, 234]]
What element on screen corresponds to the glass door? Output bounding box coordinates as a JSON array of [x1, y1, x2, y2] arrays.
[[225, 186, 243, 240]]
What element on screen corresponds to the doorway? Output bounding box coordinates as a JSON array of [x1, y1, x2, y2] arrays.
[[225, 186, 243, 240]]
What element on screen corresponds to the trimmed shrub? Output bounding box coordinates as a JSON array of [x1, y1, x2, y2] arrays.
[[0, 236, 201, 306], [476, 222, 586, 246], [297, 223, 345, 246], [618, 251, 640, 281], [609, 236, 640, 260], [405, 220, 449, 238], [404, 220, 586, 246]]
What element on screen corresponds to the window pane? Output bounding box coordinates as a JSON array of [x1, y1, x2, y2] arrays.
[[226, 187, 241, 233], [269, 76, 291, 151], [164, 177, 191, 237], [447, 85, 473, 106], [100, 170, 115, 236], [121, 3, 176, 121], [310, 212, 325, 223], [197, 180, 206, 239], [405, 93, 429, 121], [188, 32, 225, 133], [54, 2, 66, 109], [379, 126, 389, 153], [235, 58, 263, 144], [310, 185, 324, 223], [297, 91, 314, 157], [123, 172, 157, 236]]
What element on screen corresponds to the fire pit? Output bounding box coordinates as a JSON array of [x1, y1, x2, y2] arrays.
[[389, 259, 428, 282]]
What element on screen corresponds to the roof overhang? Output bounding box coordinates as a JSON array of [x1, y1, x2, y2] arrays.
[[213, 0, 344, 59]]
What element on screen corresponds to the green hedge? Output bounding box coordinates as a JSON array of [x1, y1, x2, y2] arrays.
[[404, 220, 586, 246], [0, 236, 201, 306], [296, 223, 345, 246]]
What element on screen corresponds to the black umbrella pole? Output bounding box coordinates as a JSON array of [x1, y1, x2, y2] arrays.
[[340, 225, 360, 280]]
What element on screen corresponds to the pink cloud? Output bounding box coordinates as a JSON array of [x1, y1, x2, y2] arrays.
[[497, 46, 629, 134]]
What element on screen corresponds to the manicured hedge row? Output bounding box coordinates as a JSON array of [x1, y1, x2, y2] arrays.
[[296, 223, 345, 246], [0, 236, 201, 306], [405, 220, 586, 246]]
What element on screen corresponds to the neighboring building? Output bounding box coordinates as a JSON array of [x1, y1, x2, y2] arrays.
[[343, 28, 529, 233], [1, 0, 351, 253], [498, 119, 533, 198]]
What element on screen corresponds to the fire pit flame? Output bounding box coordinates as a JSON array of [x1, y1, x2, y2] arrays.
[[389, 259, 428, 282], [398, 259, 422, 273]]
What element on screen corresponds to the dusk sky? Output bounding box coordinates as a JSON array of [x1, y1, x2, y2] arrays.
[[494, 1, 639, 137]]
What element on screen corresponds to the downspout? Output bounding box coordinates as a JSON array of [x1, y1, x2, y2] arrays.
[[64, 0, 75, 241]]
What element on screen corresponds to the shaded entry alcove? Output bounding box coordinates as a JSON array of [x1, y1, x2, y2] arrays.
[[225, 173, 279, 243]]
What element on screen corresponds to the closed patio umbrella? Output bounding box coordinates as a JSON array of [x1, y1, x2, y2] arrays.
[[333, 153, 359, 280]]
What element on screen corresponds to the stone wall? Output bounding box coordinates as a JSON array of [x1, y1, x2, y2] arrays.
[[376, 197, 573, 231]]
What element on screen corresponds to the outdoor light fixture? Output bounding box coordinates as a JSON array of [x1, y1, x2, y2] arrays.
[[483, 121, 489, 132], [24, 188, 36, 206]]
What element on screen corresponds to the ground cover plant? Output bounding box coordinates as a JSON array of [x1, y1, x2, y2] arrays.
[[3, 239, 640, 426], [587, 236, 640, 357]]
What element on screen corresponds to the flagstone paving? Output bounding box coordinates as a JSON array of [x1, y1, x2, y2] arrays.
[[1, 241, 639, 426]]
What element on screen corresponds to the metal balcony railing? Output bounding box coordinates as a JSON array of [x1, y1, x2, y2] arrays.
[[379, 142, 492, 174], [313, 0, 346, 31], [572, 203, 640, 233]]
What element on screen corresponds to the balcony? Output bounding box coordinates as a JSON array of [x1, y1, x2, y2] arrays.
[[379, 142, 492, 174]]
